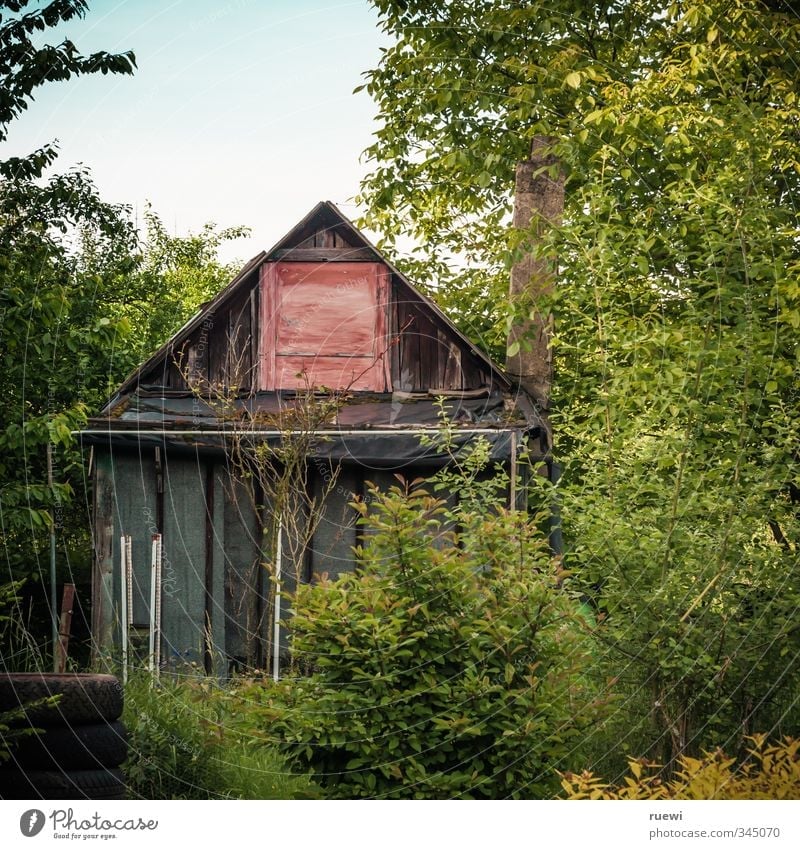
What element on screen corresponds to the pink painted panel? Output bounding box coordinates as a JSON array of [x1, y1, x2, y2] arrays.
[[276, 263, 378, 356], [260, 262, 391, 391], [275, 354, 385, 391]]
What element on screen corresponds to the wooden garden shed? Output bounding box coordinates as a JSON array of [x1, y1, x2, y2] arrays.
[[81, 202, 548, 676]]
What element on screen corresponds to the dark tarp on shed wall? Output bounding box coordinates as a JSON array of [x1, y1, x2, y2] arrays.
[[310, 466, 360, 581], [222, 477, 263, 668], [93, 445, 519, 674], [95, 448, 226, 672], [208, 468, 227, 677], [81, 428, 529, 468], [95, 388, 529, 432], [98, 451, 158, 656], [160, 455, 214, 669]]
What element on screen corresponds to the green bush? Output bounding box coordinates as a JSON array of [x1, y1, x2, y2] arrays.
[[122, 672, 318, 799], [243, 483, 600, 799]]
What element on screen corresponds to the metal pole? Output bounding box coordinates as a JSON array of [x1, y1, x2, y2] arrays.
[[272, 517, 283, 682], [47, 444, 57, 672]]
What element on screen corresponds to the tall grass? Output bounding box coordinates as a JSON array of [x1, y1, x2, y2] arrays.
[[0, 580, 58, 763], [122, 671, 318, 800], [0, 580, 49, 673]]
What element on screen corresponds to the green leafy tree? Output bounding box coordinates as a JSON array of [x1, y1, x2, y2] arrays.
[[79, 207, 250, 376], [0, 0, 137, 599], [129, 210, 249, 364], [0, 4, 247, 648], [359, 0, 800, 769]]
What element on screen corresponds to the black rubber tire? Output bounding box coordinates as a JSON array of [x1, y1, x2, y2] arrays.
[[0, 674, 123, 726], [9, 720, 129, 769], [0, 767, 126, 800]]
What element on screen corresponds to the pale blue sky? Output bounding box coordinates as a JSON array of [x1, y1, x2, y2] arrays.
[[3, 0, 387, 262]]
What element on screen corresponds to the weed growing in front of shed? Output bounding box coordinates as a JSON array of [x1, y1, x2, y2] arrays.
[[122, 672, 318, 799], [0, 580, 62, 764], [236, 482, 602, 799]]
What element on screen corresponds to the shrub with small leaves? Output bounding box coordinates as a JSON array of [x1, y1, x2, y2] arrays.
[[244, 483, 600, 799]]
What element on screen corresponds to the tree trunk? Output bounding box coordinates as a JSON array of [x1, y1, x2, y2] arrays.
[[506, 136, 564, 414]]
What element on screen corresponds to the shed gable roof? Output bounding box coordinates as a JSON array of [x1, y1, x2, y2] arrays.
[[105, 201, 512, 413]]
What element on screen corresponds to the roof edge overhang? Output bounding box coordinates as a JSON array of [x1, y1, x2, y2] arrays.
[[76, 424, 545, 467]]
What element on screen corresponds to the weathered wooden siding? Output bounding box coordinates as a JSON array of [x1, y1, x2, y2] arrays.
[[140, 273, 258, 393], [392, 287, 489, 391]]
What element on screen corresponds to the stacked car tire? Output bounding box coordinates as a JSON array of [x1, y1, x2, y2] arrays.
[[0, 673, 128, 800]]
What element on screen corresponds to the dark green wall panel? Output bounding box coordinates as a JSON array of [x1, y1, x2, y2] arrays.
[[161, 454, 209, 668], [108, 450, 158, 639], [310, 466, 360, 580], [222, 477, 262, 668]]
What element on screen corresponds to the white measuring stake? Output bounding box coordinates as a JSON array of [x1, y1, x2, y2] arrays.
[[149, 533, 162, 679], [154, 533, 162, 676], [126, 536, 133, 629], [120, 535, 129, 684]]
